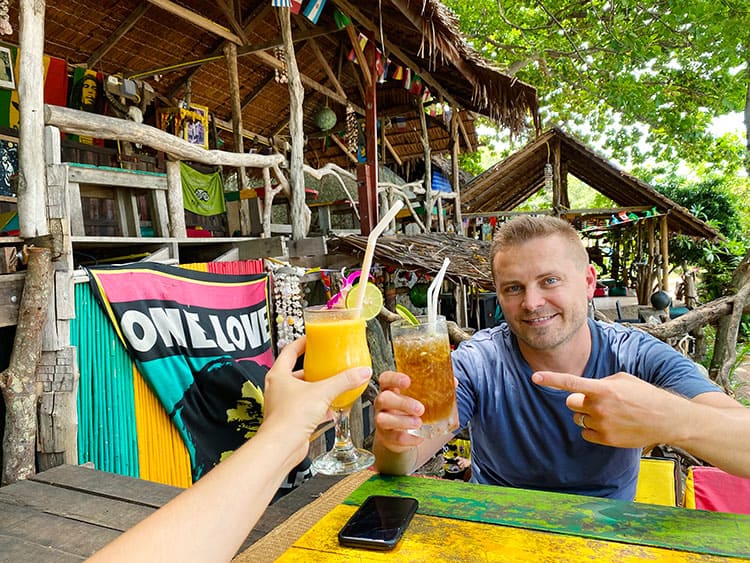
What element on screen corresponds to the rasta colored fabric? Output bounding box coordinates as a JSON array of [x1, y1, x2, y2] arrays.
[[180, 162, 226, 216], [87, 263, 274, 482]]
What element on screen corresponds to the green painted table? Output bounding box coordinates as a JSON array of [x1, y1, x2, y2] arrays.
[[276, 473, 750, 562]]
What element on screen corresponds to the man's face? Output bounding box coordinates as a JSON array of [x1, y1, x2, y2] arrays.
[[493, 234, 596, 352], [81, 78, 97, 107]]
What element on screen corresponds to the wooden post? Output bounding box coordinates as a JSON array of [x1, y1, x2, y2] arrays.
[[358, 56, 379, 235], [450, 108, 463, 234], [418, 102, 432, 231], [17, 0, 48, 238], [224, 43, 250, 235], [165, 159, 187, 237], [279, 8, 308, 240], [551, 137, 564, 214], [660, 214, 669, 293]]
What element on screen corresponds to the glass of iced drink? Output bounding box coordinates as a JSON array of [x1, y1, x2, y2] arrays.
[[303, 305, 374, 475], [390, 315, 459, 438]]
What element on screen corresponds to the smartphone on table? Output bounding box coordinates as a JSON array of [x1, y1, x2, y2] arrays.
[[338, 495, 419, 551]]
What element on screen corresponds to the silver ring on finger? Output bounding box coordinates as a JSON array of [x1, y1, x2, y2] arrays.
[[577, 413, 588, 430]]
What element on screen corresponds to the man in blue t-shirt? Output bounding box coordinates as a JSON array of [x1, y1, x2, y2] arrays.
[[373, 215, 750, 500]]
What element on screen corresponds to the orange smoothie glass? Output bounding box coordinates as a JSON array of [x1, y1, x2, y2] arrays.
[[391, 314, 459, 439], [303, 306, 374, 475]]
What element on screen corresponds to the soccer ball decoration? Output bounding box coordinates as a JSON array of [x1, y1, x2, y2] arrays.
[[314, 105, 337, 132]]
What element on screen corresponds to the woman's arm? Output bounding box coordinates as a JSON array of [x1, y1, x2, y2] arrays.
[[88, 337, 371, 563]]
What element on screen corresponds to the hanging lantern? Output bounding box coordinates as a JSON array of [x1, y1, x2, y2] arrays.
[[544, 162, 553, 191], [273, 47, 287, 84], [345, 104, 357, 151], [314, 105, 337, 132]]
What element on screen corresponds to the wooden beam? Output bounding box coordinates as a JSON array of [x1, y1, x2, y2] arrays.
[[384, 135, 402, 166], [457, 113, 472, 151], [216, 0, 249, 45], [145, 0, 242, 44], [330, 133, 358, 164], [213, 116, 273, 147], [88, 1, 150, 67], [333, 0, 460, 109], [306, 37, 347, 99], [240, 70, 275, 111], [344, 23, 372, 87], [253, 50, 364, 114]]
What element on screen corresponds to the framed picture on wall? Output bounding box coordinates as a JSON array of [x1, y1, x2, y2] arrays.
[[0, 46, 15, 90]]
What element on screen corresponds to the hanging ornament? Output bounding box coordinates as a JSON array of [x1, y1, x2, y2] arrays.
[[273, 47, 288, 84], [0, 0, 11, 35], [345, 104, 357, 152], [313, 104, 337, 132], [268, 262, 305, 349], [544, 162, 553, 191]]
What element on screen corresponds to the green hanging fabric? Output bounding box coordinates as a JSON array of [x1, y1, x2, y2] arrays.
[[180, 162, 226, 216]]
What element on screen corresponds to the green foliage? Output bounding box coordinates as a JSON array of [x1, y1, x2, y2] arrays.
[[657, 177, 743, 238], [445, 0, 750, 177]]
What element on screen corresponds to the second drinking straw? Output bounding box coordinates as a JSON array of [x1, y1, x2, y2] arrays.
[[427, 257, 451, 327], [353, 200, 405, 314]]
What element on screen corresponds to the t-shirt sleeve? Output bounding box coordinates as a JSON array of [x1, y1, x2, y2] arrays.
[[451, 339, 481, 429], [626, 330, 721, 398]]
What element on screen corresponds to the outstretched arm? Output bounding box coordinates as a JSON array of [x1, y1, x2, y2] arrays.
[[88, 337, 371, 563], [533, 371, 750, 477]]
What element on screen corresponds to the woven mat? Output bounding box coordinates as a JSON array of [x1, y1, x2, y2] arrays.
[[233, 470, 372, 562]]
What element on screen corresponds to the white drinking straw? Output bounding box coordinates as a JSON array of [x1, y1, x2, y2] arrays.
[[427, 257, 450, 326], [353, 200, 405, 314]]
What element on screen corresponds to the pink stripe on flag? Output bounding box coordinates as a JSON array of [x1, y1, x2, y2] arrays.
[[93, 270, 266, 309]]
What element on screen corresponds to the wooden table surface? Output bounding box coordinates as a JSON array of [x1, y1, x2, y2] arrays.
[[0, 464, 344, 562], [276, 474, 750, 562]]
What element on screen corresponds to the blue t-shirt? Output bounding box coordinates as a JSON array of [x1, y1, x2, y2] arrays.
[[451, 319, 720, 500]]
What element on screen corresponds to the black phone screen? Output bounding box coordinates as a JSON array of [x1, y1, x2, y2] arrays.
[[338, 495, 419, 550]]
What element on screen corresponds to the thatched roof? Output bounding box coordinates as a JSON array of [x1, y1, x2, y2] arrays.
[[10, 1, 538, 167], [330, 233, 494, 290], [461, 128, 720, 240]]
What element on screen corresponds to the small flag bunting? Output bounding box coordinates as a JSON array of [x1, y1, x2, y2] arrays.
[[272, 0, 291, 7], [304, 0, 328, 24]]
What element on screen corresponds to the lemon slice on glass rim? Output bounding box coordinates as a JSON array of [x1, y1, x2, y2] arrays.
[[345, 282, 384, 320], [395, 303, 419, 326]]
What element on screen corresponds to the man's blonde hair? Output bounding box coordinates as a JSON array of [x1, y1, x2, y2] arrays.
[[490, 215, 589, 281]]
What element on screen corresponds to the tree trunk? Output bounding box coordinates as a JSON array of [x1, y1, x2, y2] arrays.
[[280, 9, 308, 240], [709, 252, 750, 389], [1, 247, 53, 484]]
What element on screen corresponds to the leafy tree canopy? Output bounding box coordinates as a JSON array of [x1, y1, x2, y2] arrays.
[[445, 0, 749, 176]]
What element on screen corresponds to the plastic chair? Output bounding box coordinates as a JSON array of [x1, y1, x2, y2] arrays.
[[683, 466, 750, 514], [635, 457, 678, 506]]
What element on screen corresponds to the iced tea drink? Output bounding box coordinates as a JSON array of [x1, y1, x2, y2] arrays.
[[391, 315, 459, 438]]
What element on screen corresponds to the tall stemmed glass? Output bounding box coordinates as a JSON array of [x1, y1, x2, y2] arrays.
[[303, 305, 374, 475]]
